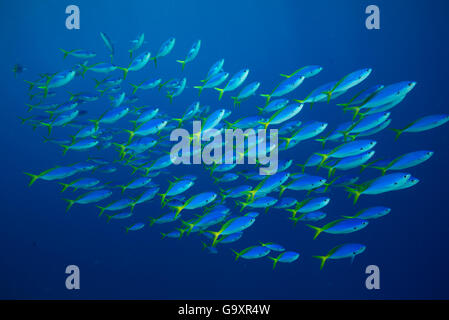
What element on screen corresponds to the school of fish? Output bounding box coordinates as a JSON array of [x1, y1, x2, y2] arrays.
[[18, 32, 449, 270]]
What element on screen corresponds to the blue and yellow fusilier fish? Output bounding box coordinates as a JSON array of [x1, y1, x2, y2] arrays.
[[289, 211, 327, 225], [130, 78, 162, 94], [313, 243, 366, 269], [194, 72, 229, 96], [340, 112, 391, 140], [207, 216, 256, 247], [259, 242, 285, 252], [115, 176, 152, 194], [100, 32, 115, 61], [279, 174, 327, 196], [231, 245, 271, 260], [321, 68, 372, 103], [341, 81, 417, 119], [96, 198, 135, 216], [172, 101, 200, 127], [274, 197, 298, 209], [117, 51, 151, 79], [166, 77, 187, 103], [105, 211, 133, 223], [345, 172, 412, 204], [391, 114, 449, 140], [113, 137, 158, 159], [280, 121, 328, 148], [125, 222, 145, 233], [257, 98, 289, 114], [24, 166, 79, 186], [128, 33, 145, 58], [59, 48, 96, 59], [258, 102, 304, 129], [214, 69, 250, 101], [176, 40, 201, 70], [63, 189, 113, 212], [133, 187, 160, 206], [123, 118, 168, 143], [58, 178, 100, 192], [80, 62, 117, 76], [59, 138, 99, 155], [286, 197, 330, 217], [280, 65, 323, 79], [151, 37, 176, 67], [307, 218, 369, 240], [314, 140, 377, 167], [202, 59, 225, 82], [244, 172, 290, 201], [133, 107, 159, 123], [260, 73, 305, 105], [342, 206, 391, 220], [324, 150, 375, 177], [39, 110, 79, 135], [169, 192, 217, 217], [149, 211, 181, 227], [231, 82, 261, 106], [158, 178, 195, 207], [89, 106, 129, 130], [361, 150, 433, 175], [268, 251, 300, 269]]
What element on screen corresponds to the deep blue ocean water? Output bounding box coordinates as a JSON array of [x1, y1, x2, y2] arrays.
[[1, 0, 449, 299]]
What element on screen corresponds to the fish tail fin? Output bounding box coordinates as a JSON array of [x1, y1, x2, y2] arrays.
[[158, 193, 167, 207], [322, 90, 332, 103], [193, 86, 204, 96], [112, 143, 126, 160], [279, 185, 287, 197], [166, 93, 174, 104], [88, 119, 100, 131], [59, 48, 70, 58], [268, 257, 279, 270], [122, 129, 135, 144], [152, 57, 158, 68], [231, 249, 240, 261], [63, 199, 75, 212], [258, 121, 270, 130], [58, 182, 70, 192], [390, 128, 403, 141], [96, 206, 106, 217], [344, 186, 361, 205], [312, 255, 329, 270], [206, 231, 220, 247], [147, 217, 156, 227], [344, 106, 361, 121], [214, 87, 225, 101], [160, 232, 167, 239], [23, 172, 40, 187], [314, 153, 329, 169], [176, 60, 186, 71], [60, 144, 70, 156], [130, 84, 139, 95], [116, 66, 128, 79], [260, 93, 271, 105], [306, 224, 323, 240]]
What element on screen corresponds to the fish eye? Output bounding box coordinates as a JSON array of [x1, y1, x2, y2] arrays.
[[394, 182, 398, 185]]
